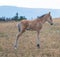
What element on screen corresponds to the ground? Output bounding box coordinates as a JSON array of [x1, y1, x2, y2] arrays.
[[0, 19, 60, 57]]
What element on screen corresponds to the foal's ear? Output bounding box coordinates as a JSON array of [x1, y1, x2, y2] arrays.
[[49, 12, 51, 15]]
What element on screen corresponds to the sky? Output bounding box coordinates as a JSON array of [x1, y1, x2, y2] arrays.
[[0, 0, 60, 9]]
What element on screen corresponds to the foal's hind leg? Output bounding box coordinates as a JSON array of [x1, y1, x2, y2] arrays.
[[14, 30, 25, 49], [36, 31, 40, 48]]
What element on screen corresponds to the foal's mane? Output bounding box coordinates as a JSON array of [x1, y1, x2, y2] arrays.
[[37, 14, 46, 19]]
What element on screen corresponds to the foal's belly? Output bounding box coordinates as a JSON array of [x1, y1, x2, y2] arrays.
[[26, 22, 42, 31], [26, 27, 33, 30], [26, 26, 41, 31]]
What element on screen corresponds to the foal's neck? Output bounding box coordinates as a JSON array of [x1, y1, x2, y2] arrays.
[[39, 16, 47, 24]]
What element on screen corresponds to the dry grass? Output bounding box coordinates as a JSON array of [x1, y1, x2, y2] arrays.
[[0, 19, 60, 57]]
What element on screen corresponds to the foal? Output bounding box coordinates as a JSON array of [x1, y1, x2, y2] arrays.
[[14, 12, 53, 49]]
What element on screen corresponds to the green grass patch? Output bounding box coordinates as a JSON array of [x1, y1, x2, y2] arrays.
[[0, 32, 8, 37], [0, 45, 3, 52]]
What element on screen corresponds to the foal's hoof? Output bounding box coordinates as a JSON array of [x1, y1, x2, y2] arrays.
[[37, 44, 40, 48], [14, 45, 17, 49], [14, 47, 17, 50]]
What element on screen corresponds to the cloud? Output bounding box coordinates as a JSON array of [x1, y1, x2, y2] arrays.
[[0, 0, 60, 9]]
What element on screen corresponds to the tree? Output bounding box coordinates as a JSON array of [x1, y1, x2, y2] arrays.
[[11, 12, 27, 21], [12, 12, 19, 21], [18, 16, 27, 21], [0, 17, 5, 21]]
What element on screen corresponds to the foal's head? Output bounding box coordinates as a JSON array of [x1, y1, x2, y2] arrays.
[[46, 12, 53, 25]]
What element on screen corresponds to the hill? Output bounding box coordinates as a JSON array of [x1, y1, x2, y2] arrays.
[[0, 6, 60, 19]]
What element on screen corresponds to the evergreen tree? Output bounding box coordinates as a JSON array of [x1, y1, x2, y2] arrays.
[[18, 16, 27, 21], [12, 12, 19, 21]]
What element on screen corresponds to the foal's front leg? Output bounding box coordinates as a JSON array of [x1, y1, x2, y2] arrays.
[[37, 31, 40, 48]]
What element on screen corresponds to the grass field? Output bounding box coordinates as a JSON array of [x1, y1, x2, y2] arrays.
[[0, 19, 60, 57]]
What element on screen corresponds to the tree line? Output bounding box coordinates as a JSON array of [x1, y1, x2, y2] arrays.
[[0, 12, 27, 22]]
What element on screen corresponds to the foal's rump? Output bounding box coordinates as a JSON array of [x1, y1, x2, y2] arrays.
[[17, 20, 30, 32], [17, 22, 22, 32]]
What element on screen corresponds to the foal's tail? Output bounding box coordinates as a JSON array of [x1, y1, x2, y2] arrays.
[[17, 23, 21, 32]]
